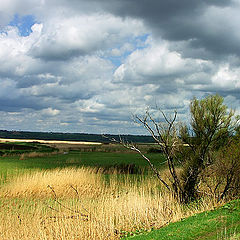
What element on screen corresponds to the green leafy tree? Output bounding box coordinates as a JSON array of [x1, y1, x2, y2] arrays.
[[122, 94, 238, 203], [180, 94, 236, 201]]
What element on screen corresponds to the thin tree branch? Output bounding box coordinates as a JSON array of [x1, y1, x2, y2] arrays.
[[102, 135, 171, 191]]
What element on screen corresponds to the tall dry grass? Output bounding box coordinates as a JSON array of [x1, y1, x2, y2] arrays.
[[19, 151, 59, 160], [0, 167, 222, 240]]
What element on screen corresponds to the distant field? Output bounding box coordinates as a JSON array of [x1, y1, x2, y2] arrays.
[[0, 151, 166, 181], [0, 138, 102, 145], [0, 130, 155, 143], [0, 140, 166, 184]]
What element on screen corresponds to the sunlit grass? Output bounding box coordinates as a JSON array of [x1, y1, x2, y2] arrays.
[[0, 167, 220, 240]]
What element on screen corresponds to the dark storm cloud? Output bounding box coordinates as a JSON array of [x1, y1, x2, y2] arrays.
[[32, 0, 239, 60], [90, 0, 237, 58], [100, 0, 230, 19]]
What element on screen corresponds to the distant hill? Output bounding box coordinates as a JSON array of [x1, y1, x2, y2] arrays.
[[0, 130, 154, 143]]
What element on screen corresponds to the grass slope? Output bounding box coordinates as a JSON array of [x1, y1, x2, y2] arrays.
[[126, 200, 240, 240]]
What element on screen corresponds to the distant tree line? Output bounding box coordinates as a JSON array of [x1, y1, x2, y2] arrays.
[[0, 130, 155, 143]]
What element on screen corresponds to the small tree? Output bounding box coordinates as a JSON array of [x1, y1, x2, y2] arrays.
[[179, 95, 235, 202], [116, 94, 237, 203]]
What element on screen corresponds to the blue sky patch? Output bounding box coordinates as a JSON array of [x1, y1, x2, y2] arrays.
[[9, 14, 36, 36], [106, 34, 150, 67]]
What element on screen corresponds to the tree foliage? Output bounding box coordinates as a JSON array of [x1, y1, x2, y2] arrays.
[[124, 94, 239, 203], [179, 95, 237, 201]]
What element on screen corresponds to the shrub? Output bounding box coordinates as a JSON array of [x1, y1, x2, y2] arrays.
[[199, 140, 240, 201]]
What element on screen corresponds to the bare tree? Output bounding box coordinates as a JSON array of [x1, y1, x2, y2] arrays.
[[111, 94, 238, 203], [105, 109, 184, 200], [134, 109, 184, 200]]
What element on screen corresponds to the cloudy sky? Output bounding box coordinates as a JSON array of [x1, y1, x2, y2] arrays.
[[0, 0, 240, 134]]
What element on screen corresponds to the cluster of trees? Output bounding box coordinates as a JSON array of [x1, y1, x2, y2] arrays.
[[124, 94, 240, 203]]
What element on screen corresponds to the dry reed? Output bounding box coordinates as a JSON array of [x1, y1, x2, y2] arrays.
[[0, 167, 221, 240], [19, 151, 59, 160]]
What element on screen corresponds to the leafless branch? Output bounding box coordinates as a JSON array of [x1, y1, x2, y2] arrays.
[[103, 134, 171, 191]]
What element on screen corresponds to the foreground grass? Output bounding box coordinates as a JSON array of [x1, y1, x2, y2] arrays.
[[0, 167, 220, 240], [126, 200, 240, 240], [0, 143, 237, 239]]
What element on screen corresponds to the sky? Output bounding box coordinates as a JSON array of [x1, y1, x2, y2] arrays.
[[0, 0, 240, 134]]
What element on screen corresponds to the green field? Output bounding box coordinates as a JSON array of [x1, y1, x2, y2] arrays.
[[0, 141, 166, 184], [125, 200, 240, 240], [0, 151, 165, 180]]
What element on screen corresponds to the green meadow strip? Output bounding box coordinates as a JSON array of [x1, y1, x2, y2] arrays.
[[125, 200, 240, 240]]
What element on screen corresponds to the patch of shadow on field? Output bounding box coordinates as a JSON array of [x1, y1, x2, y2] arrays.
[[96, 163, 141, 174], [0, 143, 37, 150]]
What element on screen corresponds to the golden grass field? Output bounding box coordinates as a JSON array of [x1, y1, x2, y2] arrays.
[[0, 138, 102, 145], [0, 167, 222, 240]]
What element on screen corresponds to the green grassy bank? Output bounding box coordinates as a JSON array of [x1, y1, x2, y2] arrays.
[[125, 200, 240, 240]]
